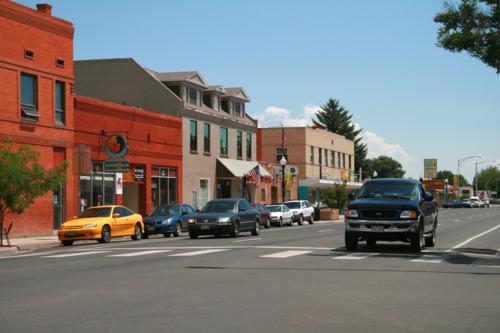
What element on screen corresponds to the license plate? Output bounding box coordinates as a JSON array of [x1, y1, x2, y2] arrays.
[[66, 232, 77, 237], [147, 226, 155, 232], [372, 225, 384, 232], [201, 225, 210, 230]]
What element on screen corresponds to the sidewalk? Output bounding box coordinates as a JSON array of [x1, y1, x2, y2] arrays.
[[0, 235, 60, 256]]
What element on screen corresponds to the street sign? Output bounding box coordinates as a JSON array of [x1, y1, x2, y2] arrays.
[[424, 159, 437, 179], [104, 159, 129, 173]]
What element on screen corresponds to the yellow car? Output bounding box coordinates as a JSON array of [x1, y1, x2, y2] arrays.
[[58, 205, 144, 246]]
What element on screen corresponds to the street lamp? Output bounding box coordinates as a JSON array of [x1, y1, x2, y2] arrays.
[[475, 160, 500, 196], [280, 156, 287, 203], [373, 170, 378, 178], [444, 178, 448, 202], [457, 155, 482, 197]]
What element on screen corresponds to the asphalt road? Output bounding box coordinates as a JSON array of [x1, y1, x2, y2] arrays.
[[1, 207, 499, 333]]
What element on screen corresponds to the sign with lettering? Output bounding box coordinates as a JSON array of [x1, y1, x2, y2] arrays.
[[134, 166, 145, 181], [423, 179, 445, 191], [104, 160, 129, 173], [424, 159, 437, 179]]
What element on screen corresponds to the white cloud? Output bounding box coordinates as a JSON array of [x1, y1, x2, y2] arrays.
[[362, 131, 414, 163], [256, 105, 320, 128]]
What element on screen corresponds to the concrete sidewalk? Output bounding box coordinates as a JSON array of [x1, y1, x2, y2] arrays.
[[0, 235, 60, 256]]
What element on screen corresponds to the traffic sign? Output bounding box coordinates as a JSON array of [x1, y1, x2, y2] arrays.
[[104, 160, 129, 173]]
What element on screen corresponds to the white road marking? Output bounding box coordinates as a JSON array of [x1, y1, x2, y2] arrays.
[[410, 255, 442, 263], [454, 220, 461, 222], [333, 253, 378, 260], [42, 251, 109, 258], [0, 251, 61, 259], [169, 249, 229, 256], [447, 224, 500, 253], [260, 250, 312, 258], [107, 250, 172, 257], [318, 229, 334, 233], [233, 238, 262, 243]]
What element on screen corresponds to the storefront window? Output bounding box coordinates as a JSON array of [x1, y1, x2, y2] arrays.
[[151, 166, 178, 211], [79, 161, 115, 211]]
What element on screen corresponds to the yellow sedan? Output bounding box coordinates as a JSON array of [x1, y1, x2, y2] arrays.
[[58, 205, 144, 246]]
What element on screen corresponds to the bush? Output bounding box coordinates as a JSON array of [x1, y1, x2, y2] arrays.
[[321, 185, 348, 210]]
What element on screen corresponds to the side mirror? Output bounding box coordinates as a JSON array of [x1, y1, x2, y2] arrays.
[[348, 193, 357, 201], [424, 192, 434, 202], [112, 213, 121, 218]]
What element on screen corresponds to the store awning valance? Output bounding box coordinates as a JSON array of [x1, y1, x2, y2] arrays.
[[216, 158, 271, 178]]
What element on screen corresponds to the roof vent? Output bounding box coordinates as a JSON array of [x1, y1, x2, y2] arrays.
[[36, 4, 52, 15]]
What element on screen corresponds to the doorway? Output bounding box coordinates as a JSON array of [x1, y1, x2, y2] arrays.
[[123, 183, 139, 213]]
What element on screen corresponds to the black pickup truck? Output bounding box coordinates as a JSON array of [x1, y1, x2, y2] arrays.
[[344, 178, 438, 252]]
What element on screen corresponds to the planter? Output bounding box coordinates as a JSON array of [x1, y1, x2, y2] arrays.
[[319, 208, 339, 221]]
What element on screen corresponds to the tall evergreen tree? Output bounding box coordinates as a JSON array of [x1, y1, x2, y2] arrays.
[[313, 98, 367, 172]]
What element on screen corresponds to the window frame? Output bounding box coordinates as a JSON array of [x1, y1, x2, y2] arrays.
[[190, 120, 198, 153], [246, 132, 252, 159], [20, 72, 39, 121], [55, 80, 65, 125], [236, 130, 243, 159], [220, 127, 228, 157], [203, 123, 210, 154]]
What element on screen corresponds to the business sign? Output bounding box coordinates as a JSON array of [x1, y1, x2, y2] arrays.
[[104, 159, 129, 173], [134, 166, 145, 181], [424, 159, 438, 179], [423, 179, 445, 191], [115, 173, 123, 195], [104, 134, 128, 158]]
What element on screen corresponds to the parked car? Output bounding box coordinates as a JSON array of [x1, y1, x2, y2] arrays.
[[143, 204, 195, 238], [188, 199, 260, 238], [265, 204, 293, 227], [284, 200, 315, 225], [481, 198, 490, 208], [461, 199, 473, 208], [442, 200, 462, 208], [58, 205, 143, 246], [254, 203, 272, 229], [470, 197, 483, 208], [344, 178, 438, 252]]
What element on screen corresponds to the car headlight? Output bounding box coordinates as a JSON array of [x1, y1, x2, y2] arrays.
[[345, 209, 358, 218], [400, 210, 417, 219], [84, 223, 98, 229], [188, 218, 195, 224], [161, 218, 173, 224]]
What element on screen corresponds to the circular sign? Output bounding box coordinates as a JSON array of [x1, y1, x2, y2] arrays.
[[104, 134, 128, 158]]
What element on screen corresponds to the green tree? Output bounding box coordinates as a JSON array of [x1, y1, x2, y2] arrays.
[[363, 155, 406, 179], [313, 98, 368, 172], [436, 170, 470, 186], [475, 166, 500, 193], [434, 0, 500, 73], [0, 143, 66, 246], [321, 184, 348, 210]]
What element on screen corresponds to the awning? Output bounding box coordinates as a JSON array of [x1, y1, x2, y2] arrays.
[[216, 158, 271, 178], [299, 177, 363, 189]]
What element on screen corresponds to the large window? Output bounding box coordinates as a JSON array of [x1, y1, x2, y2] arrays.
[[78, 162, 116, 211], [151, 167, 178, 211], [220, 127, 228, 156], [309, 146, 315, 164], [186, 86, 199, 105], [203, 123, 210, 154], [237, 130, 242, 158], [275, 147, 288, 162], [233, 101, 243, 117], [55, 81, 65, 125], [20, 73, 39, 120], [330, 150, 336, 167], [213, 95, 220, 111], [246, 132, 252, 159], [349, 155, 352, 169], [190, 120, 197, 153]]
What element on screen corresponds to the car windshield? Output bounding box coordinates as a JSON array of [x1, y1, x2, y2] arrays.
[[201, 201, 235, 213], [150, 205, 180, 216], [285, 202, 301, 209], [79, 207, 112, 218], [357, 182, 420, 200], [462, 199, 470, 202], [266, 205, 282, 212]]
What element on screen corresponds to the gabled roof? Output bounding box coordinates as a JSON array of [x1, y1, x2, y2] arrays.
[[149, 71, 209, 88], [205, 85, 227, 95], [224, 87, 251, 102]]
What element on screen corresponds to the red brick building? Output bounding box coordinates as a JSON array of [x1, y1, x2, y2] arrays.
[[0, 1, 76, 235]]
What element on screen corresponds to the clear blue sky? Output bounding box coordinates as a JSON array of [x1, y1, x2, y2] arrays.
[[19, 0, 500, 182]]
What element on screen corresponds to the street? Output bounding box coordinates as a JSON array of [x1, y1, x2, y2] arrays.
[[1, 207, 500, 333]]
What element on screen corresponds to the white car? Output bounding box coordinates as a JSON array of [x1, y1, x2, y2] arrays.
[[481, 199, 490, 208], [470, 197, 483, 208], [284, 200, 315, 225], [265, 204, 293, 227]]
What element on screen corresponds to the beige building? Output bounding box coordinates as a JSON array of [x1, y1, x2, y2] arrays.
[[258, 126, 361, 203]]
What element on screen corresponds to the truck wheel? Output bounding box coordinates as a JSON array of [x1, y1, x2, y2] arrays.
[[345, 231, 358, 251], [410, 224, 425, 252]]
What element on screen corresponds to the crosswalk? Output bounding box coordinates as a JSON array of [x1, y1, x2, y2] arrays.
[[2, 246, 493, 267]]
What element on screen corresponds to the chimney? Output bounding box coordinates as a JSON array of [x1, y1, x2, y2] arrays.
[[36, 4, 52, 15]]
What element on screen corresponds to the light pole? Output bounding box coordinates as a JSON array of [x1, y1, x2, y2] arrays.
[[475, 160, 500, 196], [457, 155, 482, 197], [444, 178, 448, 202], [280, 156, 287, 204]]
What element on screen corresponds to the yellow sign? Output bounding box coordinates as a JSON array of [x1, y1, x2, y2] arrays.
[[453, 175, 459, 190], [285, 173, 293, 191], [424, 159, 437, 179]]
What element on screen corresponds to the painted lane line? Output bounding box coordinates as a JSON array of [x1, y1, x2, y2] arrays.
[[318, 229, 334, 233], [333, 253, 379, 260], [0, 251, 61, 259], [107, 250, 172, 257], [42, 251, 109, 258], [446, 224, 500, 253], [169, 249, 229, 257], [454, 220, 461, 222], [260, 250, 313, 258], [410, 255, 442, 263], [233, 238, 262, 243]]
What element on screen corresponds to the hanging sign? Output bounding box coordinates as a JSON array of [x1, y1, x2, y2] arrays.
[[104, 134, 128, 158]]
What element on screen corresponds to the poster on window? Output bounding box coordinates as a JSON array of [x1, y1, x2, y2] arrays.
[[115, 173, 123, 194]]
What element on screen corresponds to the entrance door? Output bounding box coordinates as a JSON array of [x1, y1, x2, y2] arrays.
[[217, 179, 231, 198], [53, 185, 64, 229], [123, 183, 139, 213]]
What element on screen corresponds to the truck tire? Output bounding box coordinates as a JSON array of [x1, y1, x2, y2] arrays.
[[345, 231, 358, 251]]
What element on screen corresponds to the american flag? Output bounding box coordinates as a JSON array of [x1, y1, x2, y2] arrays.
[[249, 165, 262, 189]]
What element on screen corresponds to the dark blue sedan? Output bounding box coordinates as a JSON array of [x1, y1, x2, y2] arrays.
[[143, 204, 195, 238]]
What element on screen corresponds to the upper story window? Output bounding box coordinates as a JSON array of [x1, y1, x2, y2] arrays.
[[190, 120, 197, 153], [186, 86, 200, 106], [349, 154, 352, 169], [213, 96, 220, 111], [330, 150, 336, 167], [233, 101, 244, 117], [55, 81, 65, 125], [324, 149, 328, 166], [203, 123, 210, 154], [275, 147, 288, 162], [342, 153, 346, 169], [236, 130, 243, 159], [246, 132, 252, 159], [220, 127, 228, 157], [308, 146, 315, 164], [20, 73, 39, 121]]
